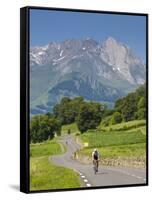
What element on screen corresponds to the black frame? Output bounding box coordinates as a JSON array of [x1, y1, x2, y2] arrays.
[[20, 6, 149, 194]]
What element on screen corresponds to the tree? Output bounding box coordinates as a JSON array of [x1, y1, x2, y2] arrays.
[[76, 102, 102, 133], [110, 112, 123, 125], [136, 83, 146, 98], [102, 108, 115, 118], [115, 92, 138, 121], [53, 97, 73, 124], [138, 97, 146, 109], [135, 96, 146, 120], [114, 83, 146, 122], [135, 108, 146, 120], [101, 116, 112, 127], [53, 96, 84, 125], [30, 114, 61, 143]]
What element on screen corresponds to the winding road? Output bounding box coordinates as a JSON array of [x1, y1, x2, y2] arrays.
[[50, 135, 146, 187]]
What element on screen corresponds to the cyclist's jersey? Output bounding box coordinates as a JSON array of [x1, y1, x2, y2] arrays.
[[92, 151, 99, 160]]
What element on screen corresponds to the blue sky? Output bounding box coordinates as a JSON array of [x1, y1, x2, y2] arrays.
[[30, 9, 146, 62]]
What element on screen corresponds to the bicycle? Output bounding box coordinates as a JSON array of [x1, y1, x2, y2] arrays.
[[93, 159, 99, 174]]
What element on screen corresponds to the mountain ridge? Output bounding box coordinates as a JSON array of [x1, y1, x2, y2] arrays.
[[30, 37, 146, 116]]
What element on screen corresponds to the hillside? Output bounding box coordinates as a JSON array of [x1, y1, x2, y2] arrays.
[[30, 37, 145, 116]]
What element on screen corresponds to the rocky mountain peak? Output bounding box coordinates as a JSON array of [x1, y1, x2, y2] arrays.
[[30, 37, 146, 116], [104, 36, 118, 46]]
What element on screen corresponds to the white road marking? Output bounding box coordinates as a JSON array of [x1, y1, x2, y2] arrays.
[[79, 173, 92, 187], [125, 172, 145, 181], [53, 136, 146, 186], [79, 168, 145, 188], [124, 172, 146, 181], [112, 169, 146, 182]]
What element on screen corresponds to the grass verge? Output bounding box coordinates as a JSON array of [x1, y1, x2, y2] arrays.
[[30, 140, 81, 191]]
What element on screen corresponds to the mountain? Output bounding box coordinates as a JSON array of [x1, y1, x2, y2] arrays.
[[30, 37, 146, 116]]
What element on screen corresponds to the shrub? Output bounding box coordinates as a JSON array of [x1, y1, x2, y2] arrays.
[[101, 116, 112, 127], [109, 127, 113, 131], [122, 125, 127, 130], [110, 112, 123, 125]]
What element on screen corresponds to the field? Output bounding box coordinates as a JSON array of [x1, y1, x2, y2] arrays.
[[75, 120, 146, 167], [30, 139, 81, 191], [80, 130, 145, 147], [30, 140, 63, 157], [99, 120, 146, 131], [30, 119, 147, 191], [61, 123, 79, 134]]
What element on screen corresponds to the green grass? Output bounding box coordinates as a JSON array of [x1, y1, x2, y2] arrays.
[[30, 139, 81, 191], [80, 130, 146, 148], [30, 140, 63, 157], [140, 126, 146, 135], [30, 157, 81, 191], [99, 119, 146, 131], [61, 123, 79, 135], [78, 143, 146, 158], [61, 120, 146, 135], [77, 120, 146, 167]]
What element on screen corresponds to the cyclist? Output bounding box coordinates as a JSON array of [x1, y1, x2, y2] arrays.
[[92, 149, 100, 172]]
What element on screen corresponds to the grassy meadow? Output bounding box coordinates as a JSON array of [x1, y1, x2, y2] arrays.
[[30, 139, 81, 191], [98, 119, 146, 132], [72, 120, 146, 168], [30, 119, 146, 191]]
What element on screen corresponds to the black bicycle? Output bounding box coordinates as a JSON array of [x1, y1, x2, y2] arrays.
[[93, 160, 99, 174]]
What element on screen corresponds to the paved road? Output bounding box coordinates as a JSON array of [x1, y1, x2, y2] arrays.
[[50, 135, 146, 187]]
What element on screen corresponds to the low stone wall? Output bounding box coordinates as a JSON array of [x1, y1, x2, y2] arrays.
[[73, 153, 146, 168]]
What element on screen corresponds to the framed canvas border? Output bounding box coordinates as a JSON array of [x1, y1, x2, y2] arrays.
[[20, 6, 149, 193]]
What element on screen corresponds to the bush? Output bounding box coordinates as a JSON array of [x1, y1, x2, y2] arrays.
[[122, 125, 127, 130], [101, 116, 112, 127], [75, 132, 80, 136], [110, 112, 123, 125], [109, 127, 113, 131]]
